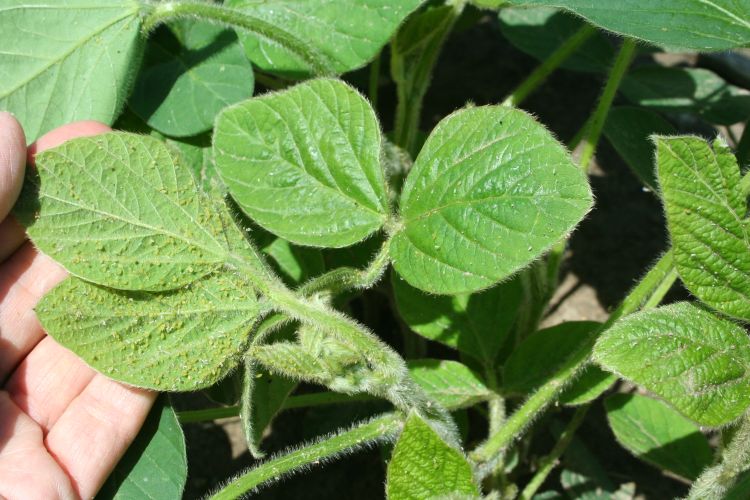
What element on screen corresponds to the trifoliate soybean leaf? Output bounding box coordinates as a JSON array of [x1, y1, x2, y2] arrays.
[[498, 7, 613, 73], [508, 0, 750, 51], [386, 414, 479, 499], [37, 273, 260, 391], [408, 359, 491, 410], [602, 106, 676, 191], [393, 271, 522, 364], [130, 21, 254, 137], [656, 136, 750, 320], [0, 0, 144, 141], [225, 0, 424, 77], [620, 67, 750, 125], [98, 397, 187, 500], [391, 105, 592, 295], [16, 132, 252, 291], [605, 393, 713, 480], [503, 321, 615, 404], [214, 78, 390, 248], [391, 5, 458, 155], [593, 302, 750, 427]]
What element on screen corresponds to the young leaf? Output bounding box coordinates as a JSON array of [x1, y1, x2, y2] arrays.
[[498, 7, 613, 73], [17, 132, 257, 291], [130, 21, 255, 137], [602, 106, 676, 191], [508, 0, 750, 51], [225, 0, 424, 76], [98, 397, 187, 499], [214, 78, 390, 248], [37, 273, 260, 391], [503, 321, 615, 404], [656, 136, 750, 320], [605, 393, 713, 480], [593, 302, 750, 427], [620, 67, 750, 125], [390, 105, 592, 294], [408, 359, 491, 410], [393, 272, 522, 365], [386, 414, 479, 499], [0, 0, 144, 141]]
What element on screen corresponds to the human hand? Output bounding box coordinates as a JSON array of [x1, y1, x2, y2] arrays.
[[0, 113, 156, 499]]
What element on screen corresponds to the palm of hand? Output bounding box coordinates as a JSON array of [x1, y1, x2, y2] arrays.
[[0, 115, 155, 499]]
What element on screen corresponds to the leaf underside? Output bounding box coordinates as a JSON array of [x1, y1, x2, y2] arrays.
[[0, 0, 143, 141]]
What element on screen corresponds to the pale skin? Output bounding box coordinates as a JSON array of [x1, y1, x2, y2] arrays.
[[0, 113, 155, 500]]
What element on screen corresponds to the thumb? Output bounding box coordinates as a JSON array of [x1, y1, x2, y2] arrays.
[[0, 112, 26, 221]]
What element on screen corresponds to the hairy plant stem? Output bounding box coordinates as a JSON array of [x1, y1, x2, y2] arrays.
[[519, 405, 590, 500], [538, 37, 638, 323], [141, 0, 335, 75], [687, 412, 750, 499], [369, 51, 382, 110], [296, 237, 392, 297], [210, 413, 403, 499], [578, 38, 637, 170], [503, 25, 596, 107], [392, 3, 461, 156], [177, 392, 377, 423], [737, 122, 750, 168], [471, 250, 677, 464]]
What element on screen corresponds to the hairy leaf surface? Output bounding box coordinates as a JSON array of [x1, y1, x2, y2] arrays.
[[498, 7, 613, 73], [18, 133, 261, 291], [0, 0, 143, 141], [509, 0, 750, 51], [393, 272, 522, 364], [38, 273, 260, 391], [408, 359, 491, 410], [594, 303, 750, 427], [605, 394, 713, 480], [621, 67, 750, 125], [656, 136, 750, 320], [386, 414, 479, 499], [99, 397, 187, 499], [131, 21, 255, 137], [214, 79, 390, 248], [226, 0, 423, 76], [603, 106, 676, 191], [391, 105, 592, 294]]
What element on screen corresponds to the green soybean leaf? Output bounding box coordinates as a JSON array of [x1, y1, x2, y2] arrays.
[[386, 414, 479, 499], [393, 272, 522, 365], [594, 302, 750, 427], [620, 67, 750, 125], [408, 359, 491, 410], [602, 106, 676, 191], [390, 105, 592, 295], [0, 0, 144, 141], [498, 7, 613, 73], [38, 272, 260, 391], [130, 21, 254, 137], [225, 0, 424, 77], [98, 397, 187, 499], [164, 136, 217, 193], [508, 0, 750, 51], [656, 136, 750, 320], [17, 132, 259, 291], [214, 78, 390, 248], [504, 321, 615, 404], [604, 393, 713, 480]]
